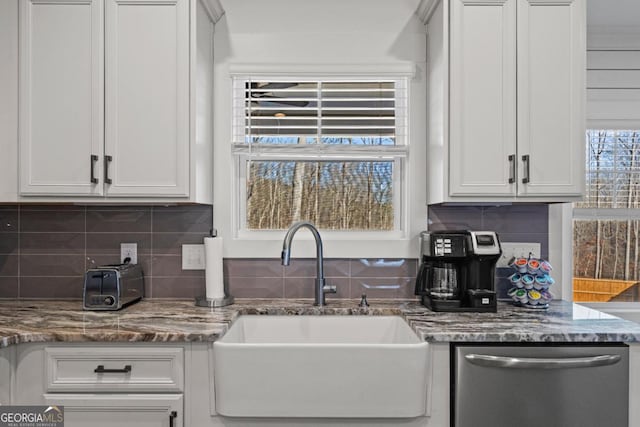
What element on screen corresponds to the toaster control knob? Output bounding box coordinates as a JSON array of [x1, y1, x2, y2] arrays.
[[103, 296, 115, 306]]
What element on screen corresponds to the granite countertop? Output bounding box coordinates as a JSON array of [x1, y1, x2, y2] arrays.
[[1, 299, 640, 348]]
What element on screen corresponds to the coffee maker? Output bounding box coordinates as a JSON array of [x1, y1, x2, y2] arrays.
[[414, 230, 502, 312]]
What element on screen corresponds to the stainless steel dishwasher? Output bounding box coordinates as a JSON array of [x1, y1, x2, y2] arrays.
[[452, 343, 628, 427]]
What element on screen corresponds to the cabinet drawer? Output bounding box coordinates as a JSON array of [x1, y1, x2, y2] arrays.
[[45, 346, 183, 393]]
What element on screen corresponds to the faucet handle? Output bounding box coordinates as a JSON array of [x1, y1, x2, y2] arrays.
[[323, 284, 337, 294], [359, 294, 370, 307]]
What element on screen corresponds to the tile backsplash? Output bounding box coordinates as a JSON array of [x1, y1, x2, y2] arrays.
[[429, 204, 549, 298], [0, 205, 212, 299], [0, 203, 549, 300]]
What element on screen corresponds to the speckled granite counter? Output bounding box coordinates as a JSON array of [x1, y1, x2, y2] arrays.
[[1, 299, 640, 348]]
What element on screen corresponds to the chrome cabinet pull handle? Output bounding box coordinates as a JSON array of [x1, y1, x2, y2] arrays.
[[169, 411, 178, 427], [508, 154, 515, 184], [465, 354, 621, 369], [90, 155, 99, 184], [94, 364, 132, 373], [522, 154, 530, 184], [104, 155, 113, 184]]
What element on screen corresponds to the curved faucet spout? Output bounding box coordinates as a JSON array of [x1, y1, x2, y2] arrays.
[[281, 221, 334, 306]]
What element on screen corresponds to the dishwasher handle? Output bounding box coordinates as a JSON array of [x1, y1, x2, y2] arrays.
[[465, 353, 621, 369]]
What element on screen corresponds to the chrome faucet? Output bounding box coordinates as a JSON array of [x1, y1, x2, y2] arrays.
[[281, 221, 336, 306]]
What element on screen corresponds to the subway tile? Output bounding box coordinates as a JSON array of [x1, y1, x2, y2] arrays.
[[85, 254, 152, 279], [483, 205, 548, 234], [152, 277, 206, 299], [284, 277, 350, 299], [86, 210, 151, 233], [21, 233, 84, 255], [0, 233, 18, 255], [20, 254, 85, 276], [227, 276, 284, 298], [0, 255, 18, 276], [0, 209, 18, 233], [428, 205, 484, 231], [86, 233, 151, 255], [20, 276, 84, 299], [283, 258, 350, 278], [350, 258, 417, 278], [0, 277, 18, 298], [152, 255, 205, 277], [224, 258, 283, 277], [20, 204, 84, 211], [152, 205, 213, 233], [20, 210, 85, 233], [152, 233, 209, 255], [350, 277, 416, 299]]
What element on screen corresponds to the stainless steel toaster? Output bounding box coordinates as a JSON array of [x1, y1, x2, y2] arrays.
[[83, 262, 144, 310]]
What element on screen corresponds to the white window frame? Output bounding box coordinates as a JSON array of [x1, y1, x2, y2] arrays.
[[217, 63, 425, 259]]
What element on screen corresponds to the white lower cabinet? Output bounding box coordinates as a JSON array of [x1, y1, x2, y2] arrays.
[[0, 346, 13, 405], [14, 344, 186, 427], [44, 394, 183, 427]]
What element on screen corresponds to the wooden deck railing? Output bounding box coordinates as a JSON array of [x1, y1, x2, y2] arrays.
[[573, 278, 638, 302]]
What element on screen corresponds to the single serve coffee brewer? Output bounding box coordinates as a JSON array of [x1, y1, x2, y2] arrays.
[[414, 230, 502, 312]]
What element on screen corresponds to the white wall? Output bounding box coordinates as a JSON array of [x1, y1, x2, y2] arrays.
[[0, 0, 18, 202], [587, 27, 640, 128], [213, 0, 429, 258]]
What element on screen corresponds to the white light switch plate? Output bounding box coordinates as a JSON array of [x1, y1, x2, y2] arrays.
[[120, 243, 138, 264], [182, 244, 205, 270], [497, 242, 541, 268]]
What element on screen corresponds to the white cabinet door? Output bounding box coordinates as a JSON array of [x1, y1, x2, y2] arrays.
[[105, 0, 190, 197], [44, 394, 183, 427], [516, 0, 585, 197], [449, 0, 517, 196], [19, 0, 104, 196]]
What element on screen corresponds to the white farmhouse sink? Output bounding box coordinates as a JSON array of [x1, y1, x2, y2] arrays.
[[213, 315, 429, 418]]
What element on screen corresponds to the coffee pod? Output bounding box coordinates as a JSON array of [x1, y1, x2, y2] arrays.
[[534, 275, 547, 290], [528, 290, 542, 305], [515, 288, 528, 303], [514, 257, 528, 273], [544, 274, 555, 286], [522, 274, 535, 290], [540, 260, 553, 275], [527, 259, 540, 274], [510, 273, 523, 288]]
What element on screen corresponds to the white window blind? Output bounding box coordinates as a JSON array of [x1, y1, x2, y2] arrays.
[[575, 129, 640, 217], [232, 79, 408, 156], [231, 78, 409, 232]]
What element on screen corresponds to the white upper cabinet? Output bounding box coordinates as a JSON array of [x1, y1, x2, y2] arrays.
[[426, 0, 586, 203], [105, 0, 189, 197], [18, 0, 215, 202], [516, 0, 585, 197], [449, 0, 516, 196], [19, 0, 104, 196]]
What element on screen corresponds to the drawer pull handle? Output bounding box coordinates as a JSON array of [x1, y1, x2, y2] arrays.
[[94, 364, 132, 374], [169, 410, 178, 427]]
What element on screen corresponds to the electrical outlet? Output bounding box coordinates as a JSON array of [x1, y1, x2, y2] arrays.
[[497, 242, 541, 268], [120, 243, 138, 264], [182, 244, 205, 270]]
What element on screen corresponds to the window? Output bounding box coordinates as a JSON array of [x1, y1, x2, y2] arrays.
[[573, 130, 640, 302], [231, 78, 408, 234]]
